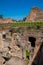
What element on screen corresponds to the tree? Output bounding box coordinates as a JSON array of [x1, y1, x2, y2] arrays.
[[23, 17, 26, 21], [0, 14, 3, 19]]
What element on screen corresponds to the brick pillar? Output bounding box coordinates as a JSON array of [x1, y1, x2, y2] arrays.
[[11, 33, 16, 48], [0, 33, 4, 49]]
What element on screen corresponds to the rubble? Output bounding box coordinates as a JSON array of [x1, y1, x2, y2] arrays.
[[0, 26, 43, 65]]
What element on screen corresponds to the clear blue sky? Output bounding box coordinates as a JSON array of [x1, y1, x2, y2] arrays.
[[0, 0, 43, 20]]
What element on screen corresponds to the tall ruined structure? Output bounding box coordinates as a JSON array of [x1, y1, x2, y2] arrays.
[[25, 7, 43, 22]]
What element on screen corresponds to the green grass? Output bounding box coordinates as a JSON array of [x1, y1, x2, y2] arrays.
[[0, 22, 43, 28]]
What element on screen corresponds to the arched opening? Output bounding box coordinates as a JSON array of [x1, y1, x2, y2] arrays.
[[2, 34, 6, 39], [2, 31, 6, 39], [29, 37, 36, 47]]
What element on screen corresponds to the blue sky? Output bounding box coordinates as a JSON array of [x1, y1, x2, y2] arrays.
[[0, 0, 43, 20]]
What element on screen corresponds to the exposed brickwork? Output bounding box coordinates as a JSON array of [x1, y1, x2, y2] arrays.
[[0, 18, 16, 23], [25, 7, 43, 22]]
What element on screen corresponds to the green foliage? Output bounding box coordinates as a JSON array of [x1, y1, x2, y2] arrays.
[[0, 22, 43, 28], [23, 17, 26, 21], [0, 14, 3, 19], [26, 50, 30, 59]]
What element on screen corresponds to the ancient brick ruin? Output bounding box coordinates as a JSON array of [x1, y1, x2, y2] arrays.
[[25, 7, 43, 22], [0, 26, 43, 65], [0, 7, 43, 65]]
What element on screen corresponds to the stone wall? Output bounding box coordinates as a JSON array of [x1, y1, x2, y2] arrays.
[[0, 27, 43, 65], [25, 7, 43, 22]]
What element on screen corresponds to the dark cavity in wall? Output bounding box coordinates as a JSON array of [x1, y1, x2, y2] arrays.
[[2, 34, 6, 39], [29, 37, 36, 47]]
